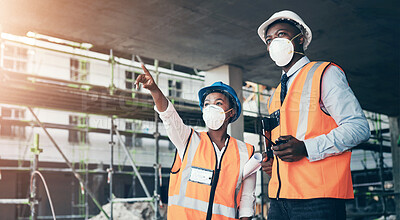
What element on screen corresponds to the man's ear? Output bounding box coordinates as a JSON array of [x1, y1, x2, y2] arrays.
[[299, 35, 305, 45]]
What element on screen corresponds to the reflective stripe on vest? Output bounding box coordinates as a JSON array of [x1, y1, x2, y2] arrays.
[[167, 131, 253, 219], [168, 195, 237, 218], [267, 61, 354, 199]]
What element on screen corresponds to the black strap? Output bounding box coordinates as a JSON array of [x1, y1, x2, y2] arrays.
[[205, 133, 230, 220]]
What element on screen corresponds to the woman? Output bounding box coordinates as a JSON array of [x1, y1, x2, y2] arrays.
[[136, 64, 256, 220]]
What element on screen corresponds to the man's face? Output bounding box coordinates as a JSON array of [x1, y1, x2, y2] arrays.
[[265, 22, 303, 52]]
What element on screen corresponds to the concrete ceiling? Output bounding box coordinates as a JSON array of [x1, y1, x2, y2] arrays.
[[0, 0, 399, 116]]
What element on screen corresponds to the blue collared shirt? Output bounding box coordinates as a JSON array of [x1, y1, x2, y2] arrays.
[[283, 56, 370, 161]]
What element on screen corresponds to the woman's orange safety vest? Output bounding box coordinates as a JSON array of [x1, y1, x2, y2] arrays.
[[267, 61, 354, 199], [168, 130, 254, 220]]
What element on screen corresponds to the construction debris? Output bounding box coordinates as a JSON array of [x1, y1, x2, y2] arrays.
[[90, 202, 154, 220]]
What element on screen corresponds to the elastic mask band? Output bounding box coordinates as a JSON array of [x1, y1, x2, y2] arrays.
[[294, 51, 305, 56], [291, 33, 304, 56], [224, 108, 233, 114], [290, 33, 303, 42]]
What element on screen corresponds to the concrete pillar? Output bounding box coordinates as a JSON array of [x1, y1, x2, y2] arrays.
[[204, 65, 244, 141], [389, 116, 400, 219]]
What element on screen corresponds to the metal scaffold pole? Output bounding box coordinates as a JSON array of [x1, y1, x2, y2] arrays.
[[377, 114, 387, 219], [30, 133, 41, 220], [108, 49, 116, 220], [85, 158, 89, 220], [153, 59, 161, 220], [389, 117, 400, 219], [109, 49, 116, 95], [256, 85, 266, 219], [108, 118, 115, 220]]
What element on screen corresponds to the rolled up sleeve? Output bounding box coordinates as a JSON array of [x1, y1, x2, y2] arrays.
[[239, 172, 256, 218]]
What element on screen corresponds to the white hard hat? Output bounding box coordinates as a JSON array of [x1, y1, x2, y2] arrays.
[[257, 10, 312, 50]]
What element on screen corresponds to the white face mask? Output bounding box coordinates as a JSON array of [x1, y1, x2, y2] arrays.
[[268, 33, 302, 67], [202, 105, 232, 130]]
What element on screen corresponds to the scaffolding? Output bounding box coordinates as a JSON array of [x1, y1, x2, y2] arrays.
[[349, 112, 398, 219], [0, 37, 261, 219], [0, 35, 207, 219]]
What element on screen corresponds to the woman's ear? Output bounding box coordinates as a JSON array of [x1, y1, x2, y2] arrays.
[[229, 109, 236, 121]]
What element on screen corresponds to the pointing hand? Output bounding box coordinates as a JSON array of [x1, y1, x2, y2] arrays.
[[135, 64, 157, 91]]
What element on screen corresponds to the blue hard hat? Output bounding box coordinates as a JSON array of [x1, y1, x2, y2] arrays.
[[198, 81, 242, 123]]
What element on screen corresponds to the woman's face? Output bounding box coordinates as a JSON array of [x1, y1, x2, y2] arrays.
[[203, 92, 234, 120]]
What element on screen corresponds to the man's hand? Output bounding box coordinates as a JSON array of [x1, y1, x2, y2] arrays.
[[272, 135, 308, 162], [135, 64, 158, 91], [261, 152, 273, 176]]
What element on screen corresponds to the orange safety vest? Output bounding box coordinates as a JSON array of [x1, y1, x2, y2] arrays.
[[168, 130, 254, 220], [267, 61, 354, 199]]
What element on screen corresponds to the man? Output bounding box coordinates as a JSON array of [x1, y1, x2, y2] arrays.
[[258, 10, 370, 219]]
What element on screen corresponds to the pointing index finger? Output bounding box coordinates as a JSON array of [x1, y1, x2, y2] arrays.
[[136, 55, 151, 76], [140, 64, 151, 76], [135, 55, 144, 65]]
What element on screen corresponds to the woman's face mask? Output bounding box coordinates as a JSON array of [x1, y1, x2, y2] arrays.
[[202, 105, 232, 130], [268, 33, 302, 67]]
